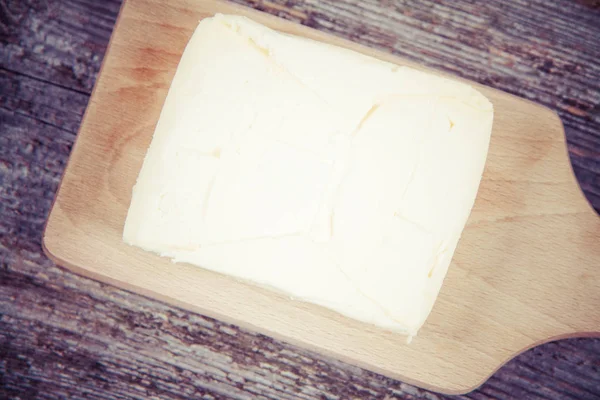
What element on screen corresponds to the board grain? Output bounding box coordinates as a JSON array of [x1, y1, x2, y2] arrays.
[[41, 0, 600, 395]]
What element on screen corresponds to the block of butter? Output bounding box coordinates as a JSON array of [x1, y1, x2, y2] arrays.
[[124, 14, 493, 338]]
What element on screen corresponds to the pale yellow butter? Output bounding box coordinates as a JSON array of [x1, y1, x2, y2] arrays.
[[124, 14, 493, 338]]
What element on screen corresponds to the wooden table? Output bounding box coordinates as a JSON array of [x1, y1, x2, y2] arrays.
[[1, 0, 599, 398]]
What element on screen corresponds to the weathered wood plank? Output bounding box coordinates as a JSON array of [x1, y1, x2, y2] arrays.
[[0, 69, 88, 133], [1, 0, 120, 93], [1, 0, 600, 398]]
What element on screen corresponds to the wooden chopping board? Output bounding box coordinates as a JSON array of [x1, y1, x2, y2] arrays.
[[43, 0, 600, 394]]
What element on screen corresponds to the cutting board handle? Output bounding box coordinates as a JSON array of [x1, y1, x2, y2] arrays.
[[554, 180, 600, 335], [509, 111, 600, 338]]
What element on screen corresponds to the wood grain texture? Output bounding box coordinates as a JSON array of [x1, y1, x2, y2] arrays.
[[2, 0, 600, 399]]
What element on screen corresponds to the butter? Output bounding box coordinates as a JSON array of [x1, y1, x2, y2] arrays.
[[123, 14, 493, 338]]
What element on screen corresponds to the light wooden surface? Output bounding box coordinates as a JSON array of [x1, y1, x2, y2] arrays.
[[42, 0, 600, 395]]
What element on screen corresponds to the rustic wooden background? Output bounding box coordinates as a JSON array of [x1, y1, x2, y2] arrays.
[[2, 0, 600, 399]]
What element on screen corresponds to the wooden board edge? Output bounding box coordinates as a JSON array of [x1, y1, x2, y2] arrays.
[[551, 112, 600, 218], [41, 218, 600, 396], [42, 0, 130, 266], [40, 233, 470, 395]]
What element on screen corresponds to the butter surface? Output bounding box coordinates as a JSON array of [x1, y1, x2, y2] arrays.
[[124, 14, 494, 337]]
